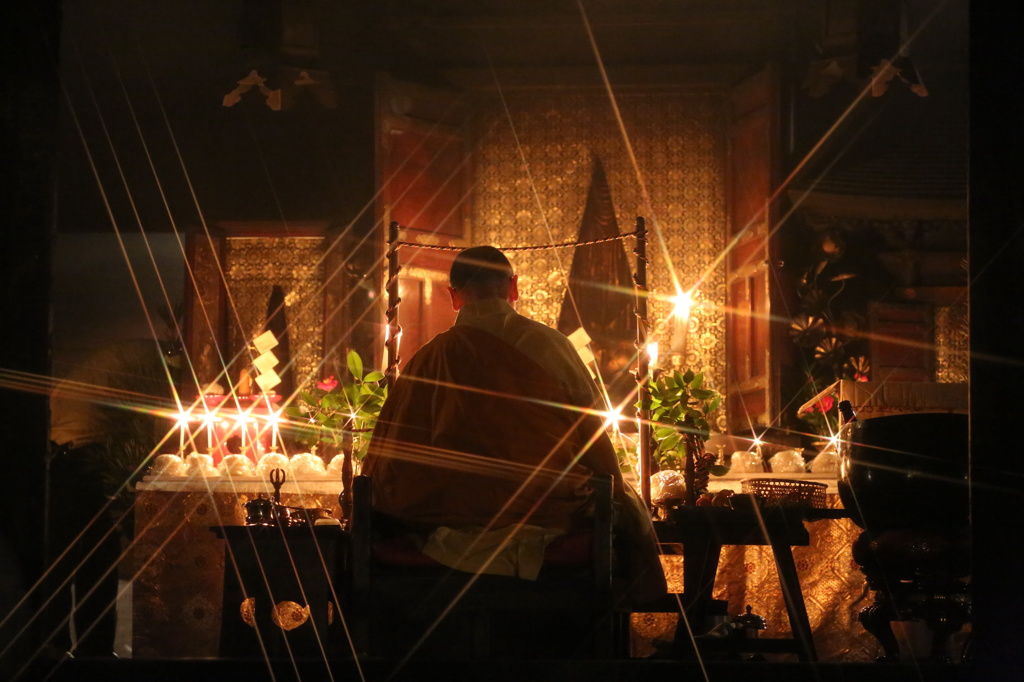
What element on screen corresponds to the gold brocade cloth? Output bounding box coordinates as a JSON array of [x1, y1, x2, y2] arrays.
[[632, 495, 877, 661], [131, 480, 341, 658]]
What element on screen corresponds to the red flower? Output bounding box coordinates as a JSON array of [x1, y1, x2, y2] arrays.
[[813, 395, 835, 414], [317, 376, 338, 391], [854, 373, 869, 382]]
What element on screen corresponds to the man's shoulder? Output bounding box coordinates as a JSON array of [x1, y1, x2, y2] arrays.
[[508, 313, 574, 348]]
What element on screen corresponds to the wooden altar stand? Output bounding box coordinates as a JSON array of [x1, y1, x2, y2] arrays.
[[654, 503, 849, 662], [214, 524, 344, 658]]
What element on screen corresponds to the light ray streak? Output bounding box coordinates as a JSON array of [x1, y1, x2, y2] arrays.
[[5, 453, 214, 677], [102, 35, 223, 405], [481, 42, 623, 420], [386, 412, 619, 672], [60, 41, 183, 414], [692, 1, 957, 306], [213, 474, 309, 680], [575, 0, 680, 299], [32, 1, 971, 672], [132, 40, 284, 415], [220, 95, 484, 423]]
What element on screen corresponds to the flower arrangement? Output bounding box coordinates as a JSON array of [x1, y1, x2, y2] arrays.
[[789, 259, 870, 437], [285, 350, 387, 460]]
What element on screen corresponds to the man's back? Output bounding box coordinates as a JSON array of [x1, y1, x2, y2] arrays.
[[364, 323, 608, 531], [363, 245, 665, 602]]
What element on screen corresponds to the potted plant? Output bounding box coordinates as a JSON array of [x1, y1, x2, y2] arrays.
[[648, 369, 724, 506]]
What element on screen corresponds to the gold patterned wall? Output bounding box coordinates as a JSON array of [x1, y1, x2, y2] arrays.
[[471, 90, 729, 404], [936, 300, 969, 383], [223, 237, 326, 391]]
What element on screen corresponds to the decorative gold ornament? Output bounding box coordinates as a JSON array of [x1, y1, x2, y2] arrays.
[[271, 600, 310, 631], [241, 597, 256, 627]]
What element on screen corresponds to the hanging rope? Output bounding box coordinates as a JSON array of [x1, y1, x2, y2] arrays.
[[391, 231, 636, 253]]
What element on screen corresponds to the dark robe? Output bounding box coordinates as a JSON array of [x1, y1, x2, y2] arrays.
[[363, 323, 667, 603], [364, 325, 614, 531]]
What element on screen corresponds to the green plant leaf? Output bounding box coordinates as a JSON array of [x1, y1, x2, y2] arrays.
[[691, 388, 715, 401], [363, 371, 384, 382], [347, 349, 363, 380], [654, 426, 676, 440], [660, 433, 681, 451]]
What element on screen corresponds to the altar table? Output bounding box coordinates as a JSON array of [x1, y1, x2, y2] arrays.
[[132, 476, 878, 661]]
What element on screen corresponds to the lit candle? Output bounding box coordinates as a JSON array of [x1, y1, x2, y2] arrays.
[[176, 411, 189, 455], [204, 413, 214, 453], [239, 414, 248, 453], [670, 290, 693, 358], [270, 411, 280, 452]]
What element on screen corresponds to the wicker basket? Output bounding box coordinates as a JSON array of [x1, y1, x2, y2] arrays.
[[741, 478, 827, 509]]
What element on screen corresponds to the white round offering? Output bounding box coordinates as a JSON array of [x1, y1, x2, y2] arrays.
[[289, 453, 326, 477], [256, 453, 290, 478], [326, 454, 360, 478], [184, 453, 216, 477], [219, 454, 256, 478], [769, 449, 806, 474], [650, 469, 686, 507], [731, 450, 764, 474], [150, 454, 186, 477], [809, 449, 839, 475]]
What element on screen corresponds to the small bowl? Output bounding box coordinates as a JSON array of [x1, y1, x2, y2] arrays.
[[289, 453, 326, 477], [219, 454, 256, 478], [184, 453, 216, 477], [150, 454, 186, 477]]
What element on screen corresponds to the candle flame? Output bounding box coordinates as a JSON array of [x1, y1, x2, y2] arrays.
[[671, 290, 693, 320]]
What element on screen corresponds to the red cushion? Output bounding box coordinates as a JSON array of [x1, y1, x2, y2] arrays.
[[371, 536, 444, 567], [542, 530, 592, 567]]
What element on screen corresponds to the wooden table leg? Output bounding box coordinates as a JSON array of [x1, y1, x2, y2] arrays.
[[672, 535, 723, 652], [770, 540, 817, 662]]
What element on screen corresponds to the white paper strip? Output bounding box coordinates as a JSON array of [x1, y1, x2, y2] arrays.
[[253, 350, 279, 374], [253, 330, 278, 354], [254, 368, 281, 391], [566, 327, 591, 350]]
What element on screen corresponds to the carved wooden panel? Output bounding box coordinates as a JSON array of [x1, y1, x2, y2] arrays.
[[725, 66, 780, 433]]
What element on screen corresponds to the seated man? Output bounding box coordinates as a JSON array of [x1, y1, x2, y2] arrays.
[[363, 246, 666, 604]]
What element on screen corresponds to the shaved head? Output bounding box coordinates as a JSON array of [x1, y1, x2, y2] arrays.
[[449, 246, 514, 300]]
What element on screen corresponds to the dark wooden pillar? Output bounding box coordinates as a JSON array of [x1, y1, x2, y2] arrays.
[[0, 0, 61, 664], [968, 5, 1024, 673]]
